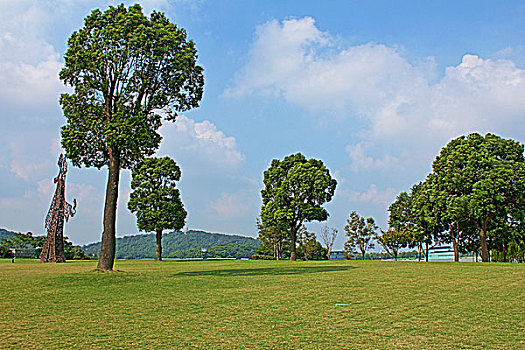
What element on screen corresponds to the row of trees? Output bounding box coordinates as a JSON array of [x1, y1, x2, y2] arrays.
[[257, 134, 525, 263], [387, 133, 525, 262], [56, 5, 524, 267], [0, 231, 89, 260]]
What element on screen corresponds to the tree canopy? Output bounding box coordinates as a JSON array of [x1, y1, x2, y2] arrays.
[[377, 228, 409, 261], [427, 133, 524, 261], [260, 153, 337, 261], [59, 4, 204, 270], [128, 157, 187, 261], [393, 133, 525, 262]]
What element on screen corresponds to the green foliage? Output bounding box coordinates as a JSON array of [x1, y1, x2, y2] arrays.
[[128, 157, 186, 233], [377, 228, 409, 261], [409, 133, 525, 262], [0, 229, 89, 260], [60, 4, 204, 170], [0, 244, 12, 258], [296, 226, 327, 260], [250, 254, 275, 260], [491, 241, 525, 263], [389, 184, 436, 260], [343, 211, 377, 260], [388, 191, 412, 231], [256, 218, 289, 260], [82, 230, 260, 259], [260, 153, 337, 260], [58, 4, 204, 270]]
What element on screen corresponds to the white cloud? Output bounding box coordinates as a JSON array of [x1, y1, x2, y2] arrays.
[[6, 133, 61, 180], [209, 192, 251, 219], [158, 115, 245, 169], [229, 17, 525, 171], [346, 143, 399, 171], [0, 2, 66, 112], [348, 185, 397, 205]]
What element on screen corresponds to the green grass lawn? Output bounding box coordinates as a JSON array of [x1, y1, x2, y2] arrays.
[[1, 259, 523, 349]]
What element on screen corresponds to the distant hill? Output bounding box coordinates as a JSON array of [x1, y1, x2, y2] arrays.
[[0, 228, 16, 241], [82, 230, 260, 259]]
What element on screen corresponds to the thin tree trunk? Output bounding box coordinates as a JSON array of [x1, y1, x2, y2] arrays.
[[452, 238, 459, 262], [479, 218, 490, 262], [97, 149, 120, 271], [503, 242, 507, 262], [425, 241, 429, 262], [155, 229, 163, 262], [361, 251, 365, 261]]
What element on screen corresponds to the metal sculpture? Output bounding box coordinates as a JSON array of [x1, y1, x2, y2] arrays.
[[40, 154, 77, 263]]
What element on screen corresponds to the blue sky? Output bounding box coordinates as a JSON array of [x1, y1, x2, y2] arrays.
[[1, 0, 525, 249]]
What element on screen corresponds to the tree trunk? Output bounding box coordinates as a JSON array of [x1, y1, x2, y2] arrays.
[[155, 229, 163, 262], [479, 219, 490, 262], [97, 149, 120, 271], [503, 242, 507, 262], [452, 238, 459, 262], [361, 251, 365, 261], [290, 229, 297, 261], [425, 241, 429, 262], [394, 250, 398, 261]]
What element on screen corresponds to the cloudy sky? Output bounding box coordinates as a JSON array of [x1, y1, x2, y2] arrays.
[[1, 0, 525, 248]]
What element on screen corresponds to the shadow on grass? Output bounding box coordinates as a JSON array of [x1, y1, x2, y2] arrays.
[[175, 265, 356, 277]]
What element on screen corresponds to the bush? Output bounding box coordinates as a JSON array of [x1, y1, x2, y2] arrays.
[[251, 254, 275, 260]]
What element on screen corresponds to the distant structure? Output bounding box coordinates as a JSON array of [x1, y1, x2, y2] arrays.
[[39, 154, 77, 263], [329, 250, 346, 260], [427, 246, 455, 262]]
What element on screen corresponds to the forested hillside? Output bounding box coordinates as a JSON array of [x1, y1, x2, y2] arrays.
[[82, 230, 260, 259], [0, 228, 16, 241]]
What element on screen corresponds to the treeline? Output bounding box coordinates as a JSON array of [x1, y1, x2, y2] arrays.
[[256, 134, 525, 263], [387, 133, 525, 262], [343, 134, 525, 263], [82, 230, 260, 259], [0, 229, 89, 260]]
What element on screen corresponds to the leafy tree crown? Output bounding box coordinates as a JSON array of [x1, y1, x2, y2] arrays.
[[60, 4, 204, 169], [128, 157, 187, 233], [260, 153, 337, 229]]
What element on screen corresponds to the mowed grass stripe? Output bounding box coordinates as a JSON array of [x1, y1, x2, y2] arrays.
[[0, 259, 523, 349]]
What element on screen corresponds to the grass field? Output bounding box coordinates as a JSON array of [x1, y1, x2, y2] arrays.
[[1, 259, 523, 349]]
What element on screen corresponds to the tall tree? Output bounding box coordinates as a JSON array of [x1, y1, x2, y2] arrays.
[[260, 153, 337, 261], [428, 133, 525, 262], [344, 211, 377, 260], [319, 225, 338, 260], [128, 157, 186, 261], [59, 4, 204, 270]]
